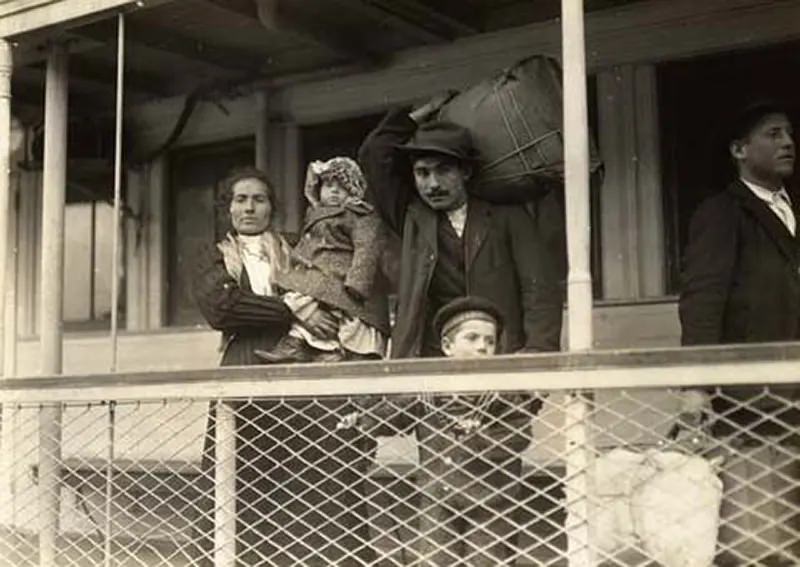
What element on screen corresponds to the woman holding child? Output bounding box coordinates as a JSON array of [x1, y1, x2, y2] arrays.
[[193, 165, 380, 566]]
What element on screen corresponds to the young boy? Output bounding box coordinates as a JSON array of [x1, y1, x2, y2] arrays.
[[256, 157, 389, 363], [410, 295, 535, 566], [340, 296, 535, 564]]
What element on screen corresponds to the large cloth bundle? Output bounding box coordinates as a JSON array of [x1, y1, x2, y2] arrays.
[[439, 56, 601, 203], [574, 448, 723, 567]]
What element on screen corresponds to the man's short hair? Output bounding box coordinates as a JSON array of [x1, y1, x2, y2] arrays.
[[433, 296, 504, 340], [728, 100, 791, 145]]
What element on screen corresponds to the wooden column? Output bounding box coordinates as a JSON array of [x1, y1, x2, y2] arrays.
[[125, 157, 167, 331], [0, 39, 11, 375], [267, 121, 303, 235], [17, 170, 42, 338], [598, 65, 665, 299], [4, 168, 18, 378], [255, 90, 270, 171], [562, 0, 596, 565], [39, 42, 69, 567], [0, 38, 13, 534]]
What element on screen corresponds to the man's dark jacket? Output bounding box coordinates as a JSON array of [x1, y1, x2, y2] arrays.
[[680, 179, 800, 345], [359, 109, 563, 358]]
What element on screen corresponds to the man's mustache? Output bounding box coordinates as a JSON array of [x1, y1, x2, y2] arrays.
[[425, 189, 449, 198]]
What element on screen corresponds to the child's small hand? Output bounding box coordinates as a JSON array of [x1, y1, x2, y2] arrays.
[[310, 160, 325, 175]]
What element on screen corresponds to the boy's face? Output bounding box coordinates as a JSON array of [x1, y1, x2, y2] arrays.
[[441, 318, 498, 358], [319, 178, 347, 207]]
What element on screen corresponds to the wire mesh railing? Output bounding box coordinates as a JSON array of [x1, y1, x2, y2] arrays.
[[0, 348, 798, 566]]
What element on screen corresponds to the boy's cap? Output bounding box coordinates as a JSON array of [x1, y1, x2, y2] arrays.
[[433, 296, 504, 339], [396, 121, 478, 162]]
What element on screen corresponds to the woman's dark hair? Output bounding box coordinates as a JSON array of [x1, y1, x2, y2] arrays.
[[215, 166, 279, 237]]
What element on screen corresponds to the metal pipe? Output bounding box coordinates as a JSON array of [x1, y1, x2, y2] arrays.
[[0, 39, 11, 375], [214, 400, 237, 567], [39, 41, 69, 567], [104, 401, 116, 567], [109, 13, 125, 371], [89, 201, 96, 321], [561, 1, 595, 565]]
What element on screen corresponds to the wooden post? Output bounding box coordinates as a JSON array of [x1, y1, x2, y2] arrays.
[[562, 0, 595, 565], [0, 39, 11, 375], [214, 401, 237, 567], [0, 38, 13, 531], [39, 42, 69, 567], [255, 90, 270, 171]]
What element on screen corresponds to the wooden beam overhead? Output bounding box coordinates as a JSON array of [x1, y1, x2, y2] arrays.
[[254, 0, 385, 64], [16, 56, 169, 99], [11, 34, 105, 67], [57, 55, 172, 98], [365, 0, 481, 39], [332, 0, 444, 44], [75, 18, 266, 72]]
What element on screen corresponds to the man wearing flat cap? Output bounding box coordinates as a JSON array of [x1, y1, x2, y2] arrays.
[[679, 101, 800, 565], [358, 96, 562, 359]]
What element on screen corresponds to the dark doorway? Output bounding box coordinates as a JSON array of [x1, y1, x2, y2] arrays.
[[167, 138, 255, 327], [659, 42, 800, 292]]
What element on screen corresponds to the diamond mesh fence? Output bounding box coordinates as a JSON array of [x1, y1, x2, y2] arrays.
[[0, 384, 797, 566]]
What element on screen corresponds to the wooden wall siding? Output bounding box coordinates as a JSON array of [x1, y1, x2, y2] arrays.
[[597, 64, 664, 299], [122, 0, 800, 153], [5, 302, 687, 480], [128, 94, 257, 161], [15, 169, 40, 337], [269, 0, 800, 125], [13, 300, 680, 377], [125, 157, 167, 331]]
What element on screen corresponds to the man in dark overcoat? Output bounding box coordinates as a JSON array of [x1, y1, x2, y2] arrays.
[[680, 102, 799, 345], [679, 101, 799, 565], [358, 99, 563, 358]]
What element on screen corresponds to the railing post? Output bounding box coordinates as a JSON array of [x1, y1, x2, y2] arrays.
[[39, 41, 69, 567], [214, 400, 237, 567], [561, 0, 595, 565]]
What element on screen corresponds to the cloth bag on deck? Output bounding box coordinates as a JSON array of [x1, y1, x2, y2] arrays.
[[579, 447, 723, 567]]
